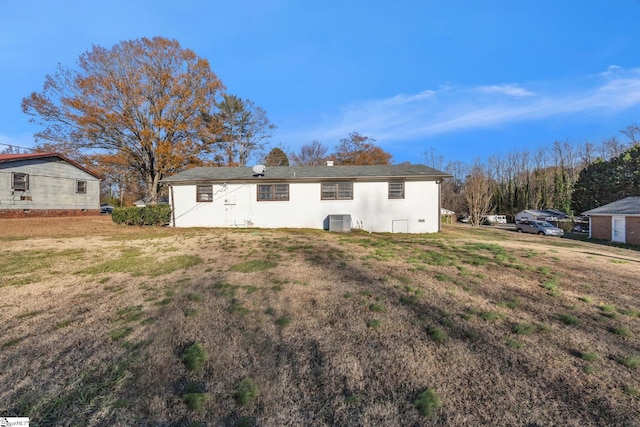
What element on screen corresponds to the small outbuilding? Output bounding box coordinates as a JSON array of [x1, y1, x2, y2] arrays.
[[582, 196, 640, 244]]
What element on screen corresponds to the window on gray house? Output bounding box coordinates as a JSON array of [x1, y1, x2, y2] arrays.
[[196, 185, 213, 202], [76, 180, 87, 194], [321, 182, 353, 200], [258, 184, 289, 201], [388, 181, 405, 199], [12, 172, 29, 190]]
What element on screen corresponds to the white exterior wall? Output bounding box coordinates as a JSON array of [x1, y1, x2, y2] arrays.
[[0, 158, 100, 210], [170, 180, 441, 233]]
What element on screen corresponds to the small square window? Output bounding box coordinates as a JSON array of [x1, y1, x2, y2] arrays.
[[12, 172, 29, 191], [76, 180, 87, 194], [196, 185, 213, 202]]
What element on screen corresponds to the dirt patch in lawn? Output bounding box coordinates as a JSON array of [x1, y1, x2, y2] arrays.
[[1, 218, 639, 426]]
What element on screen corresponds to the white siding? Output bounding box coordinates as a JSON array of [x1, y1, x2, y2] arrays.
[[170, 180, 441, 233], [0, 158, 100, 210]]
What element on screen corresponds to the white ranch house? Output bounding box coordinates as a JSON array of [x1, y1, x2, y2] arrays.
[[0, 152, 100, 218], [161, 164, 451, 233]]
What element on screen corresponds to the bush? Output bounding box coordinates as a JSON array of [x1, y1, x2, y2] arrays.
[[414, 388, 440, 417], [182, 342, 209, 371], [233, 377, 258, 406], [112, 205, 171, 226]]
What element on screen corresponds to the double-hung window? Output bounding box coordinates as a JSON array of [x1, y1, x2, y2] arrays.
[[388, 181, 405, 199], [12, 172, 29, 190], [257, 184, 289, 201], [76, 180, 87, 194], [196, 185, 213, 202], [321, 182, 353, 200]]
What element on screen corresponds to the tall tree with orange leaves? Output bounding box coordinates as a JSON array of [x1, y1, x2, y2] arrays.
[[22, 36, 225, 204], [331, 132, 392, 165]]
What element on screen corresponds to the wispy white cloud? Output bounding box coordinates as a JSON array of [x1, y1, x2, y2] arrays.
[[279, 67, 640, 147], [477, 84, 534, 97]]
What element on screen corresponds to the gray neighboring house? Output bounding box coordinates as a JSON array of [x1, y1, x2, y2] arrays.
[[582, 196, 640, 244], [514, 209, 570, 223], [0, 152, 100, 218]]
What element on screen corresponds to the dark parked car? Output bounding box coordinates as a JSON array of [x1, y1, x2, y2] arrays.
[[516, 220, 564, 237]]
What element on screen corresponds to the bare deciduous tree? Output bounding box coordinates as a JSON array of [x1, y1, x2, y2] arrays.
[[464, 163, 493, 226], [289, 140, 329, 166]]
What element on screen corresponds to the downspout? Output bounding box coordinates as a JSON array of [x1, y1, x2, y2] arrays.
[[437, 178, 442, 232], [170, 185, 176, 227]]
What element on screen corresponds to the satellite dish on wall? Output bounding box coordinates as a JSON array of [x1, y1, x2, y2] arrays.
[[252, 164, 266, 176]]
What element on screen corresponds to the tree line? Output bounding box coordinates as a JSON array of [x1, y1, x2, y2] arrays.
[[433, 127, 640, 225]]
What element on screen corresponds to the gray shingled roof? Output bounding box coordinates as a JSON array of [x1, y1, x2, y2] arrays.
[[161, 164, 451, 184], [582, 196, 640, 216]]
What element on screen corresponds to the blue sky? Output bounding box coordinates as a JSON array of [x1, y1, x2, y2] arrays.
[[2, 0, 640, 166]]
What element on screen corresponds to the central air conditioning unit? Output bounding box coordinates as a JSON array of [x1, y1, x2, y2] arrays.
[[328, 214, 351, 232]]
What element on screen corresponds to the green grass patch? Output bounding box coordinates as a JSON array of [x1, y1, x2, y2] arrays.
[[344, 394, 361, 405], [80, 249, 202, 277], [230, 259, 277, 273], [623, 385, 639, 396], [369, 303, 385, 313], [367, 319, 381, 329], [55, 319, 73, 329], [184, 308, 199, 317], [619, 356, 640, 370], [581, 352, 599, 362], [115, 305, 144, 323], [184, 392, 208, 411], [557, 314, 579, 326], [512, 323, 536, 335], [498, 298, 520, 309], [2, 336, 25, 348], [435, 273, 453, 282], [506, 338, 523, 349], [428, 327, 447, 343], [400, 295, 419, 305], [600, 304, 617, 318], [579, 296, 593, 303], [414, 388, 440, 417], [583, 365, 598, 374], [187, 293, 203, 302], [541, 278, 559, 292], [479, 311, 502, 322], [16, 310, 44, 319], [110, 326, 133, 341], [275, 315, 291, 327], [182, 342, 209, 371], [233, 378, 258, 406], [612, 326, 633, 338]]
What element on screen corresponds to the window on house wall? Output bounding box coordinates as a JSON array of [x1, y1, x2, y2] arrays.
[[388, 181, 405, 199], [196, 185, 213, 202], [258, 184, 289, 201], [12, 172, 29, 190], [76, 180, 87, 194], [321, 182, 353, 200]]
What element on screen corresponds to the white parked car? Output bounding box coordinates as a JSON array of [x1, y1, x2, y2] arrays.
[[516, 220, 564, 237]]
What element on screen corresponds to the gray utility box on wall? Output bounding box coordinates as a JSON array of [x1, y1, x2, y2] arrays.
[[328, 214, 352, 232]]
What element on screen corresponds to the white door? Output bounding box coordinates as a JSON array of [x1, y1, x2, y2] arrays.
[[612, 216, 626, 243]]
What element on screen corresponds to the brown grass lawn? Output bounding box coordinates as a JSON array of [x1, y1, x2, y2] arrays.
[[1, 216, 639, 426]]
